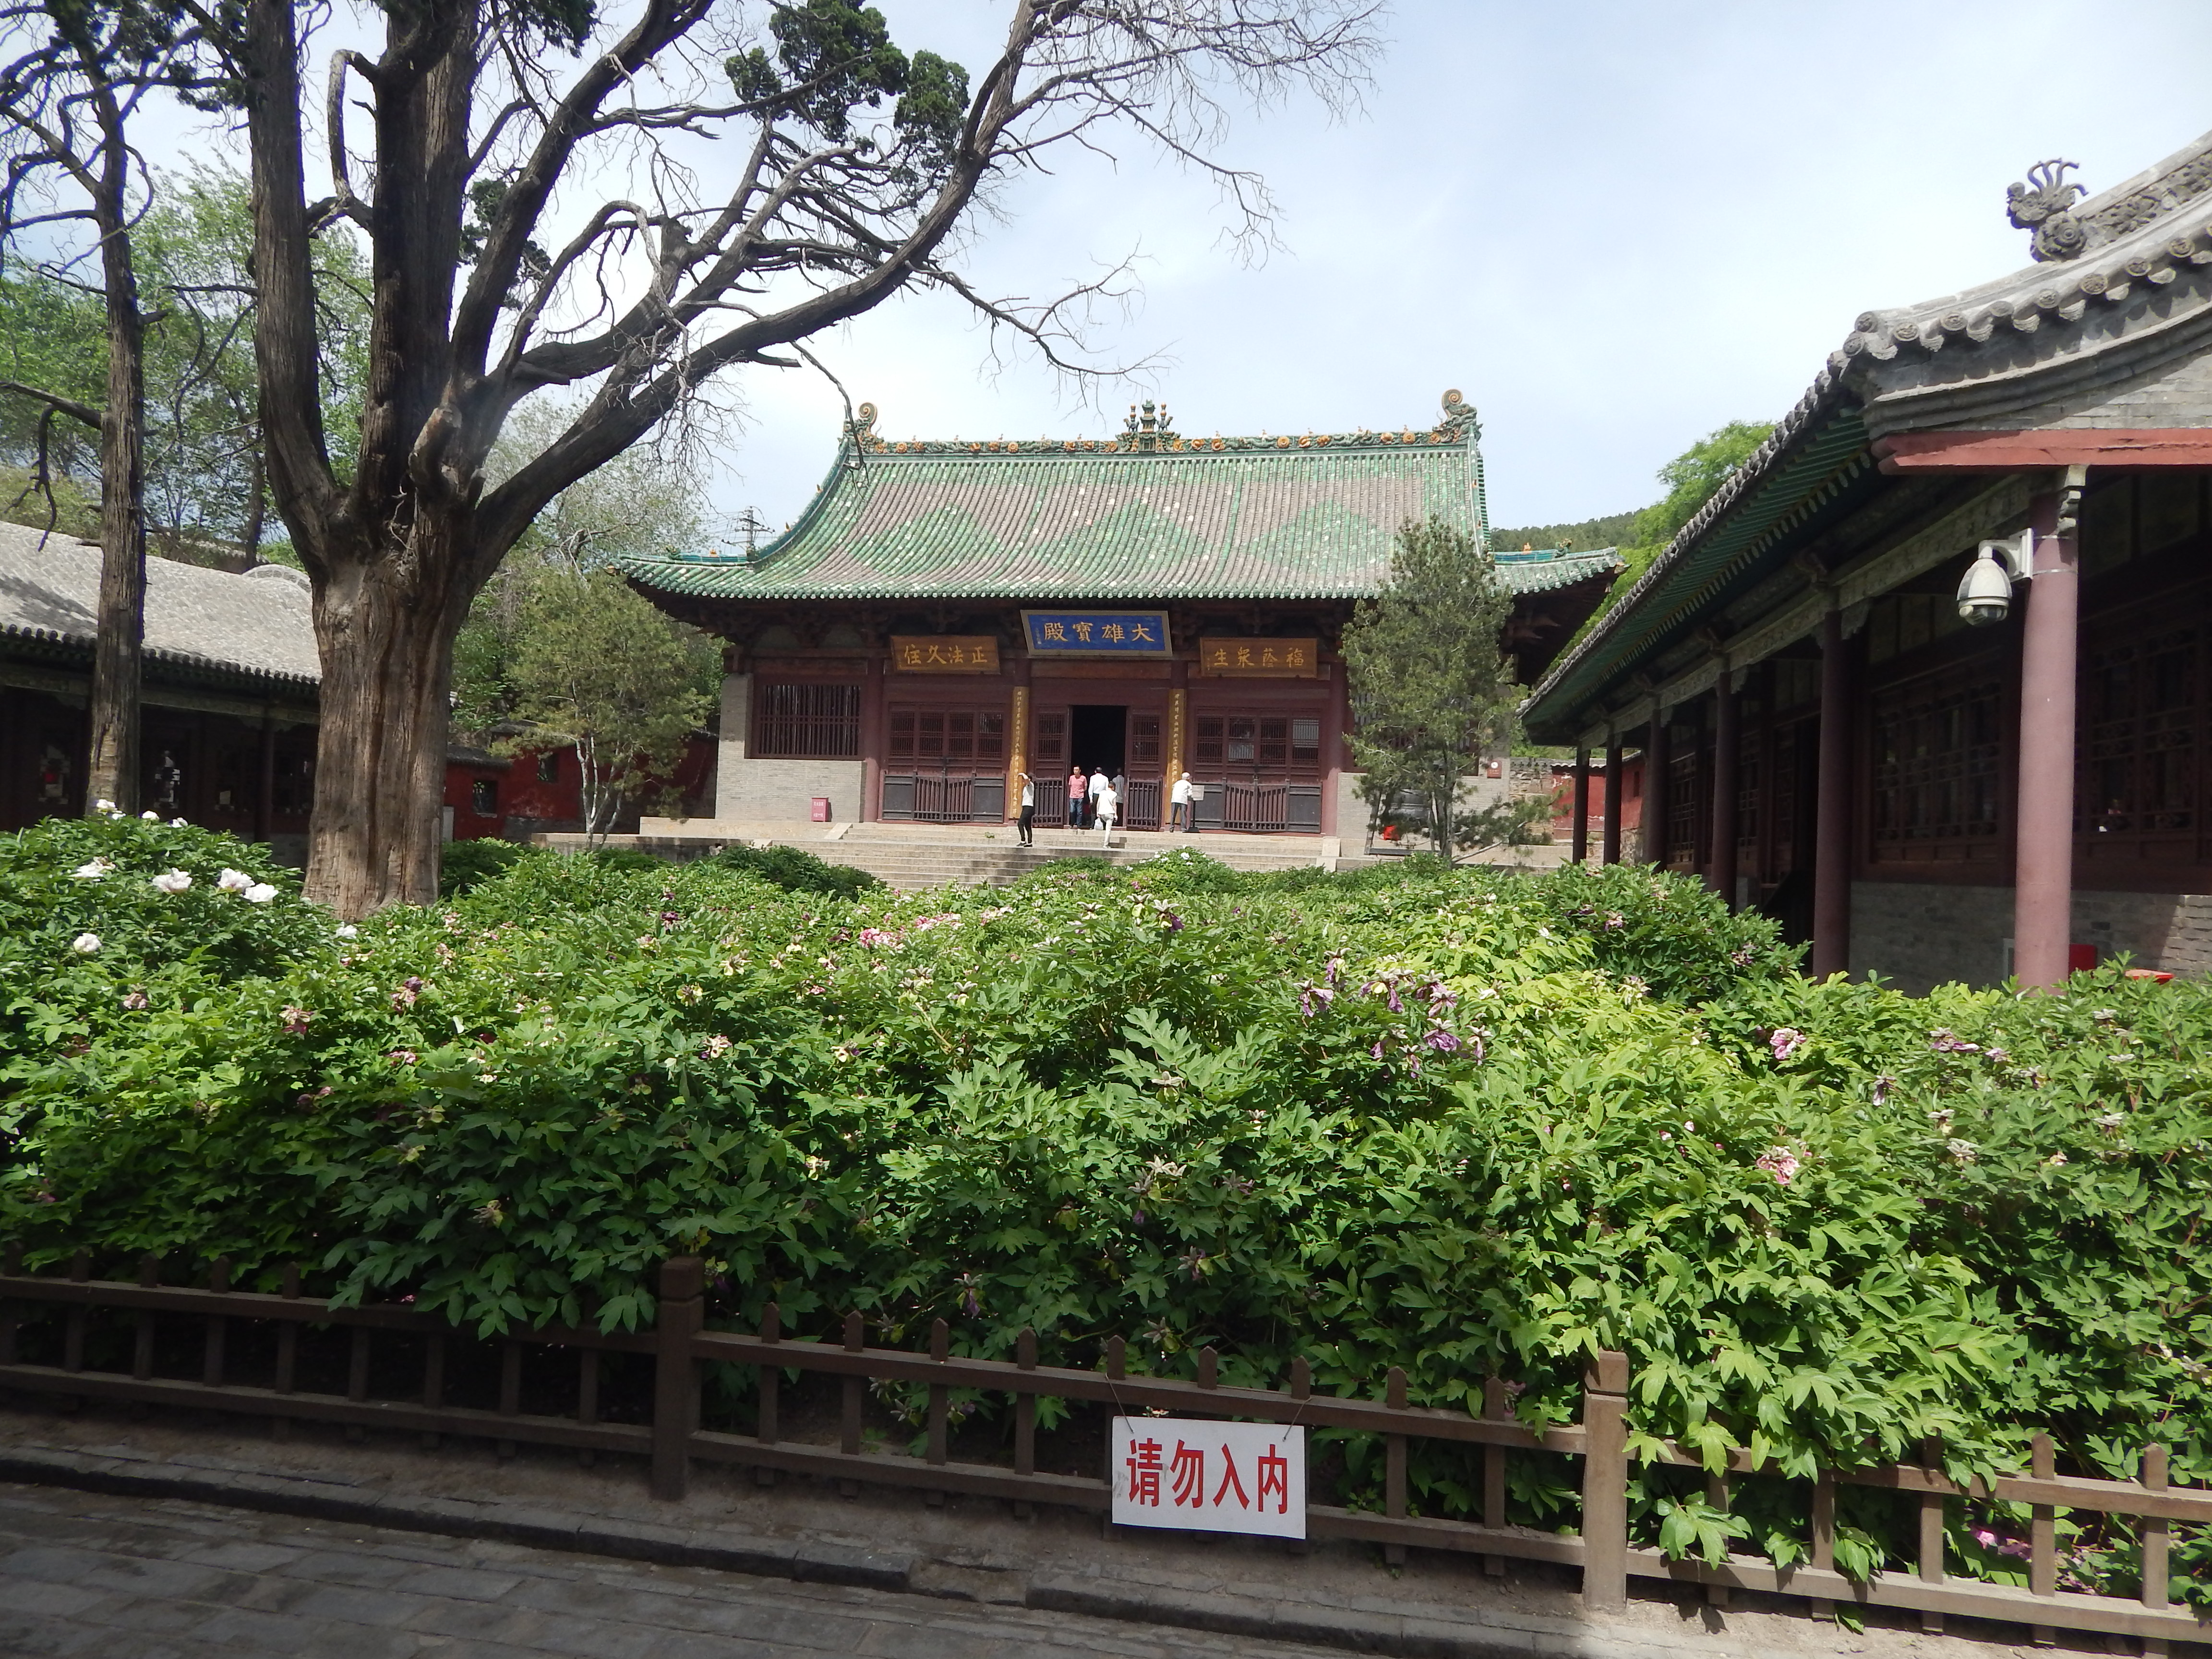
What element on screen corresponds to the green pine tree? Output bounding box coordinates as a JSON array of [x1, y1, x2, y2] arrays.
[[1341, 519, 1533, 860]]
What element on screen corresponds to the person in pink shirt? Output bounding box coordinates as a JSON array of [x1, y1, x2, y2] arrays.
[[1066, 766, 1086, 828]]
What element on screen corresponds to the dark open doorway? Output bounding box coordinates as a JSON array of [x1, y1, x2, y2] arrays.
[[1069, 705, 1127, 776]]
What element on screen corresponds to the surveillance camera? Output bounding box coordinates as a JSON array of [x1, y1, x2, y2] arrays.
[[1955, 540, 2023, 627]]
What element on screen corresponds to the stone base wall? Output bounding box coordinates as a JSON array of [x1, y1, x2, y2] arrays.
[[715, 757, 866, 825], [1850, 881, 2212, 992]]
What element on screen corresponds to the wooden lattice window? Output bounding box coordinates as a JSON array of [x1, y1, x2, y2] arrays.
[[890, 709, 1005, 766], [2079, 629, 2195, 837], [1194, 711, 1322, 772], [1130, 714, 1161, 766], [1665, 746, 1699, 867], [1034, 711, 1066, 765], [1870, 672, 2002, 858], [753, 683, 861, 758]]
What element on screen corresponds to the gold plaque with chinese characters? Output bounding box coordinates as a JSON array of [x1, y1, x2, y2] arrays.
[[1198, 637, 1319, 677], [890, 636, 1001, 673]]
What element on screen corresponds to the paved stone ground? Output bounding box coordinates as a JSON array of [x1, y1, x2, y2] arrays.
[[0, 1481, 1366, 1659]]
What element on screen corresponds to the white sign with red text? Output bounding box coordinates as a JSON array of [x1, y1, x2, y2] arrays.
[[1110, 1416, 1306, 1539]]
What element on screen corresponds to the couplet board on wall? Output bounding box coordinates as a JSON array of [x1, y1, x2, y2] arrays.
[[1199, 638, 1320, 677], [1022, 610, 1172, 657], [890, 636, 1000, 672], [1110, 1416, 1306, 1539]]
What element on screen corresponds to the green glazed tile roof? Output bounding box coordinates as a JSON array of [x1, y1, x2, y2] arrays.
[[620, 401, 1619, 604]]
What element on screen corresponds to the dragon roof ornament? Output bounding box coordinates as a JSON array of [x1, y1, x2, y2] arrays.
[[1838, 133, 2212, 366], [2007, 159, 2088, 262]]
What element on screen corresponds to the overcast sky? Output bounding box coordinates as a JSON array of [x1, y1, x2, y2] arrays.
[[711, 0, 2212, 543]]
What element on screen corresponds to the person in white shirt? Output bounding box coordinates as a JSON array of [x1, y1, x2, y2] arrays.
[[1095, 781, 1118, 847], [1016, 771, 1036, 845], [1169, 770, 1193, 831], [1087, 766, 1108, 829]]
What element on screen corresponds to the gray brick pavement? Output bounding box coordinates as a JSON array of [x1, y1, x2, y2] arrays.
[[0, 1483, 1357, 1658]]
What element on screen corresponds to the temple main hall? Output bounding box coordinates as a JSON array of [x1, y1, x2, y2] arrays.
[[621, 393, 1618, 837]]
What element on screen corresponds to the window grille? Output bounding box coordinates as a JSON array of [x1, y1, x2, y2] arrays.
[[1870, 671, 2002, 861], [888, 709, 1004, 766], [753, 684, 860, 758]]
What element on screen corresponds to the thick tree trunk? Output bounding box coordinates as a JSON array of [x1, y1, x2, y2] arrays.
[[84, 184, 147, 816], [303, 514, 474, 917]]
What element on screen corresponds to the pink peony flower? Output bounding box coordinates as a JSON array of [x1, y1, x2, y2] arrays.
[[280, 1005, 313, 1036], [1755, 1147, 1802, 1186], [1769, 1027, 1807, 1063]]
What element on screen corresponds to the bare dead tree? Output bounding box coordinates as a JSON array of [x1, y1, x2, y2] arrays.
[[0, 1, 208, 814], [181, 0, 1377, 916]]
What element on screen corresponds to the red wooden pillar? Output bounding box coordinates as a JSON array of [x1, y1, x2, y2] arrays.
[[1811, 608, 1852, 978], [1570, 748, 1590, 867], [1600, 737, 1622, 865], [1709, 670, 1738, 908], [861, 651, 887, 823], [1321, 658, 1346, 836], [2014, 480, 2081, 990], [254, 722, 276, 843], [1644, 705, 1670, 866]]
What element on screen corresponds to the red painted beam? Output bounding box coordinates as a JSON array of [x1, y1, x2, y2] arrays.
[[1875, 430, 2212, 471]]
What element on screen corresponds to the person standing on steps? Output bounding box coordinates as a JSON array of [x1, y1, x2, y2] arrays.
[[1016, 771, 1036, 846], [1111, 769, 1126, 828], [1088, 764, 1108, 830], [1170, 770, 1193, 832], [1066, 765, 1085, 829], [1095, 777, 1118, 848]]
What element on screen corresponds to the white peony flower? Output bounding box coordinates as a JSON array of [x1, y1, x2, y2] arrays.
[[141, 811, 160, 821], [71, 859, 112, 880], [71, 933, 101, 954], [93, 799, 115, 813], [169, 817, 188, 829], [216, 868, 253, 892], [336, 924, 359, 939], [149, 869, 192, 894], [241, 883, 277, 904]]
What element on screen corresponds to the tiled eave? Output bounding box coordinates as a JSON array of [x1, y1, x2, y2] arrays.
[[1, 621, 320, 695]]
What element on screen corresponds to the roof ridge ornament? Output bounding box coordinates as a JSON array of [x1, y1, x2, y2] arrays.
[[1123, 399, 1176, 452], [1438, 387, 1479, 440], [2007, 159, 2088, 263]]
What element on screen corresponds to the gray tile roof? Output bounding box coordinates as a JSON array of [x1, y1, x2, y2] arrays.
[[0, 521, 319, 687]]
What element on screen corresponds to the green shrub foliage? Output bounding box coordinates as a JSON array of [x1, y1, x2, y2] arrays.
[[2, 814, 2207, 1599]]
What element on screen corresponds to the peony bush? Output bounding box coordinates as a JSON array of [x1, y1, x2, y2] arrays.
[[0, 815, 2206, 1600]]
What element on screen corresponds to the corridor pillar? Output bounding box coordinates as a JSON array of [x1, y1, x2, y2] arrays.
[[2014, 474, 2083, 990], [1810, 608, 1852, 978]]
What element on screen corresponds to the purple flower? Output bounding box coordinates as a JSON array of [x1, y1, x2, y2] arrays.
[[1424, 1027, 1462, 1053], [1370, 1040, 1387, 1060]]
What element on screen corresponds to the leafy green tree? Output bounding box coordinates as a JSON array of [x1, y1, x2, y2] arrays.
[[167, 0, 1377, 916], [1633, 419, 1775, 549], [452, 402, 715, 735], [501, 567, 718, 845], [0, 0, 213, 810], [1563, 420, 1776, 651], [1341, 518, 1524, 860], [0, 167, 371, 567]]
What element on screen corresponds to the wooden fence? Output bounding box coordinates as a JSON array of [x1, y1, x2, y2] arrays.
[[0, 1248, 2202, 1648]]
